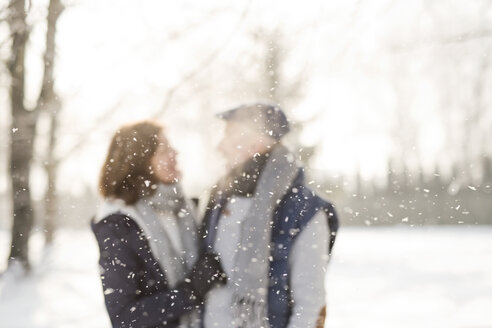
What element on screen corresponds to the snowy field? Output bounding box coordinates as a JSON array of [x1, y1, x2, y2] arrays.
[[0, 226, 491, 328]]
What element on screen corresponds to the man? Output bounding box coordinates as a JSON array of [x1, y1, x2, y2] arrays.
[[199, 103, 339, 328]]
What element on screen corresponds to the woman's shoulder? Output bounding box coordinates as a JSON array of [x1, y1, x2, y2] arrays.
[[92, 212, 136, 227], [90, 212, 151, 258], [91, 198, 142, 236], [91, 212, 141, 238]]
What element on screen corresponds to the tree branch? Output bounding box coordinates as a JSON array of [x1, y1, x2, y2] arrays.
[[391, 28, 492, 52], [152, 0, 252, 118], [52, 99, 124, 163], [34, 0, 64, 112]]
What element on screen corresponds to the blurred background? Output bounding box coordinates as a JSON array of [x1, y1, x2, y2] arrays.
[[0, 0, 491, 327]]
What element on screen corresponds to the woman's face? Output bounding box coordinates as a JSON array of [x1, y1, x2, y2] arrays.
[[151, 133, 180, 184]]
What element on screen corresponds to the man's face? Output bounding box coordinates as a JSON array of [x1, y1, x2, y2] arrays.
[[218, 121, 271, 169]]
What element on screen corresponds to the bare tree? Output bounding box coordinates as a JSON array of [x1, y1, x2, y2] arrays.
[[38, 0, 65, 245], [6, 0, 65, 271], [390, 0, 492, 184], [7, 0, 34, 271], [252, 28, 314, 164], [152, 0, 251, 118]]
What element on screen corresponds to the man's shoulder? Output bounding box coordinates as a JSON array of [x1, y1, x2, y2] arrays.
[[276, 174, 338, 234], [281, 181, 333, 211]]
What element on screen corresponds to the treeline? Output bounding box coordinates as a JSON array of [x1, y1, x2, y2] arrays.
[[317, 156, 492, 226]]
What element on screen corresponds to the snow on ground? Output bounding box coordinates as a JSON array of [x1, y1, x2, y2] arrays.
[[0, 229, 110, 328], [0, 226, 491, 328], [324, 226, 492, 328]]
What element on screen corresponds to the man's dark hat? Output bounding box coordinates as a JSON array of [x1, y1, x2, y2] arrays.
[[217, 103, 290, 141]]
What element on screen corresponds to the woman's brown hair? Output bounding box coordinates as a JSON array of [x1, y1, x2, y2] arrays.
[[99, 121, 163, 204]]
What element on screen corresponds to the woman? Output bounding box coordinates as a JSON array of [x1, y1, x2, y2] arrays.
[[91, 121, 224, 328]]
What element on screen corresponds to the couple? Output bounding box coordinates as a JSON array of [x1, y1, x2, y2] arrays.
[[91, 103, 339, 328]]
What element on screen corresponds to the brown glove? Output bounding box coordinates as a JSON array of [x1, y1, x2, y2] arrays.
[[316, 305, 326, 328]]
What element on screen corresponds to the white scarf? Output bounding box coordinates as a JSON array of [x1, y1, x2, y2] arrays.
[[230, 145, 299, 328]]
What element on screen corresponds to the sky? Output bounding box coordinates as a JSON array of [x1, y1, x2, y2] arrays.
[[1, 0, 490, 198]]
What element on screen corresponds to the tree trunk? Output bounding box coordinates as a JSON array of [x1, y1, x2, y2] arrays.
[[7, 0, 34, 271], [7, 0, 65, 269], [44, 108, 60, 244], [39, 0, 64, 245]]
